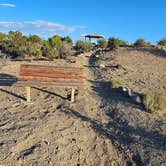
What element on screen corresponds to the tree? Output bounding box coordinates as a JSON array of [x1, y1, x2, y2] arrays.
[[0, 32, 6, 41], [4, 31, 28, 57], [107, 37, 121, 49], [41, 41, 58, 60], [97, 39, 107, 48], [75, 40, 92, 52], [29, 47, 42, 58], [60, 41, 73, 58], [62, 36, 73, 45], [28, 34, 42, 43], [48, 35, 62, 49], [107, 37, 129, 50], [134, 38, 151, 47], [0, 32, 6, 50], [158, 38, 166, 46], [0, 31, 75, 60]]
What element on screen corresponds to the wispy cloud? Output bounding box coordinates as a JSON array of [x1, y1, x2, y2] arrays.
[[0, 20, 85, 36], [0, 3, 16, 7]]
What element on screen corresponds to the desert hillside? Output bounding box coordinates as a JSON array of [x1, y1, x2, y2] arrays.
[[0, 47, 166, 166]]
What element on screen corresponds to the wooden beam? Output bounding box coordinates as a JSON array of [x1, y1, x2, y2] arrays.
[[26, 86, 31, 102], [71, 88, 75, 102]]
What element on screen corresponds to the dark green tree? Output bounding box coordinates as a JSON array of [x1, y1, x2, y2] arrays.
[[62, 36, 73, 45], [158, 38, 166, 46]]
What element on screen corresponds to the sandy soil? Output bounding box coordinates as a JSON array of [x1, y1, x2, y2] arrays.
[[89, 47, 166, 166], [0, 55, 122, 166], [92, 47, 166, 93], [0, 47, 166, 166]]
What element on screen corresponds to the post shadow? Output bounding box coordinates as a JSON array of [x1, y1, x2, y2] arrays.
[[0, 88, 26, 101], [32, 87, 67, 100], [58, 106, 166, 151], [0, 73, 26, 101]]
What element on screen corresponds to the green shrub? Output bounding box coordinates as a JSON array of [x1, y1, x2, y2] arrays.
[[119, 40, 129, 47], [0, 32, 6, 41], [134, 38, 151, 47], [60, 41, 72, 58], [29, 47, 42, 58], [48, 35, 62, 49], [28, 35, 42, 43], [142, 91, 166, 113], [107, 37, 120, 49], [107, 37, 128, 50], [158, 38, 166, 46], [111, 79, 124, 88], [75, 40, 92, 52], [41, 41, 59, 60], [97, 39, 107, 48], [62, 36, 73, 45]]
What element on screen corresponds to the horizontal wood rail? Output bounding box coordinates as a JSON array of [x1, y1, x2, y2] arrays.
[[17, 64, 84, 102]]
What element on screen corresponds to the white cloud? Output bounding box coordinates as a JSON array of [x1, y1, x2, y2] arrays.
[[0, 3, 16, 7], [0, 20, 84, 36]]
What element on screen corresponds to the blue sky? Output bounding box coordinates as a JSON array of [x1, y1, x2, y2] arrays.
[[0, 0, 165, 43]]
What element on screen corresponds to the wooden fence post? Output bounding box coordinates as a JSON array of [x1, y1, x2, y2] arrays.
[[26, 86, 31, 102], [71, 88, 75, 102]]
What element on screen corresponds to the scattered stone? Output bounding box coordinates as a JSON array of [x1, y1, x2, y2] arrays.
[[12, 102, 20, 108], [131, 95, 142, 104], [118, 86, 127, 93], [43, 140, 49, 145], [56, 104, 63, 109], [111, 160, 118, 166], [112, 64, 122, 69], [99, 64, 105, 68], [122, 87, 127, 92], [127, 89, 132, 97]]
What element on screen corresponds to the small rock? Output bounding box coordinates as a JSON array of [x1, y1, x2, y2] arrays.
[[12, 102, 20, 107], [127, 89, 132, 97], [56, 104, 63, 109], [118, 86, 127, 93], [122, 87, 127, 92], [99, 64, 105, 68], [131, 95, 142, 104], [111, 160, 118, 166]]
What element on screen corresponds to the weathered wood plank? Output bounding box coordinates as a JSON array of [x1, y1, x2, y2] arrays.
[[20, 69, 83, 76], [19, 72, 84, 79], [14, 81, 84, 87], [18, 76, 83, 83], [20, 64, 83, 70]]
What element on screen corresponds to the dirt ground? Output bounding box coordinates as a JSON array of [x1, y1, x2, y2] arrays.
[[0, 47, 166, 166]]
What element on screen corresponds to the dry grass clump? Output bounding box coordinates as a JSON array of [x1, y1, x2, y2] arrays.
[[111, 79, 124, 88], [143, 91, 166, 113]]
